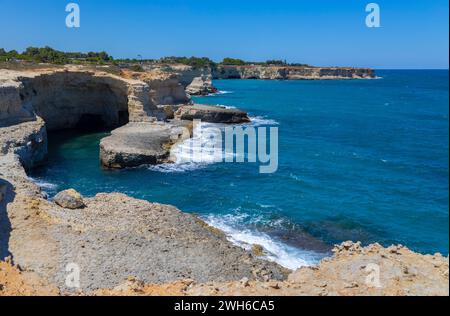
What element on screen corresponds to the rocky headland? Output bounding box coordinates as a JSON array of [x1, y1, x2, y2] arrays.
[[0, 65, 448, 296], [213, 65, 375, 80]]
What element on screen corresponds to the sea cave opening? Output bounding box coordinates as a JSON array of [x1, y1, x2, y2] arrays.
[[19, 72, 130, 133]]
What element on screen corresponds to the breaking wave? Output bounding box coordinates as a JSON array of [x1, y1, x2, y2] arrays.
[[247, 116, 279, 127], [28, 177, 59, 191], [203, 212, 324, 270]]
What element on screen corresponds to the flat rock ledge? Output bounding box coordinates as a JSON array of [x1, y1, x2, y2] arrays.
[[100, 120, 192, 169], [175, 104, 251, 124]]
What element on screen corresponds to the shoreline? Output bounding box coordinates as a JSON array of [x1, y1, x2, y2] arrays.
[[1, 65, 448, 295]]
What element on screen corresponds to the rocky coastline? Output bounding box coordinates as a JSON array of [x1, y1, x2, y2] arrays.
[[143, 63, 376, 96], [212, 65, 375, 80], [0, 65, 448, 296]]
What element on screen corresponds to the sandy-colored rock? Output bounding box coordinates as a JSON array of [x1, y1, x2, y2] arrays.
[[0, 258, 59, 296], [186, 75, 218, 96], [54, 189, 85, 209]]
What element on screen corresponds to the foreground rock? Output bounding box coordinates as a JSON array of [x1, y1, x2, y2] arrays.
[[95, 242, 449, 296], [100, 121, 192, 169], [1, 242, 447, 296], [175, 104, 251, 124], [54, 189, 85, 209]]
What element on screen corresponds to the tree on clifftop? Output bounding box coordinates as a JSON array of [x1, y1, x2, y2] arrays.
[[222, 58, 246, 65]]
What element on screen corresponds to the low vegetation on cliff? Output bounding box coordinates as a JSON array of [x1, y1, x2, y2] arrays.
[[0, 46, 113, 64], [1, 46, 315, 69]]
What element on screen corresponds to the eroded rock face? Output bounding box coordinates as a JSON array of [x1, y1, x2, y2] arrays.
[[0, 67, 163, 132], [120, 69, 190, 107], [54, 189, 85, 209], [100, 121, 192, 169], [186, 75, 218, 96], [0, 118, 47, 170], [175, 105, 250, 124]]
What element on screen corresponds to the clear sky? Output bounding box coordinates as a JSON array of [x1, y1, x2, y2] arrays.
[[0, 0, 448, 68]]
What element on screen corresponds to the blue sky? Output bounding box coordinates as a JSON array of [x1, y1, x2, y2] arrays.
[[0, 0, 448, 68]]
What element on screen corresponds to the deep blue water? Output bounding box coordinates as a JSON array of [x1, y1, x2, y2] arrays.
[[30, 70, 449, 268]]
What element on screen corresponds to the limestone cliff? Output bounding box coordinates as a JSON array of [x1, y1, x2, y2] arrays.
[[120, 69, 190, 106], [213, 65, 375, 80], [0, 67, 161, 131]]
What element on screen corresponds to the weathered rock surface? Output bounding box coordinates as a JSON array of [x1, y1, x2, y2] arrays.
[[100, 121, 192, 169], [175, 104, 250, 124], [184, 242, 449, 296], [54, 189, 85, 209], [186, 75, 217, 96], [0, 118, 47, 170], [2, 242, 447, 296]]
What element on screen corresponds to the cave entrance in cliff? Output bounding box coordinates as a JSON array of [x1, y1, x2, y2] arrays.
[[19, 73, 131, 133], [118, 110, 129, 127], [75, 114, 107, 131]]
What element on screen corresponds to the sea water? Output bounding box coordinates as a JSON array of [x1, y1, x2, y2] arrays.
[[30, 70, 449, 269]]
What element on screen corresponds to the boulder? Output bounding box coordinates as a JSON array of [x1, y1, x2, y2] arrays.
[[54, 189, 85, 209], [174, 104, 250, 124]]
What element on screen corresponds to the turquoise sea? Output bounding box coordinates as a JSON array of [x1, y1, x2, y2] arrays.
[[30, 70, 449, 269]]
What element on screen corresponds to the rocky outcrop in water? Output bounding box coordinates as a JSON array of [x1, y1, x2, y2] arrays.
[[100, 120, 192, 169], [175, 104, 251, 124], [186, 75, 218, 96]]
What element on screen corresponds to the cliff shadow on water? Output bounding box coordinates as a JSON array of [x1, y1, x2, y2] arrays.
[[0, 178, 14, 260]]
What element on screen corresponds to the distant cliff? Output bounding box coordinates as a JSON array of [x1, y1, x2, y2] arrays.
[[212, 65, 375, 80]]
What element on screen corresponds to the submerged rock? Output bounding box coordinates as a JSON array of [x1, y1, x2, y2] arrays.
[[175, 104, 250, 124], [54, 189, 85, 209]]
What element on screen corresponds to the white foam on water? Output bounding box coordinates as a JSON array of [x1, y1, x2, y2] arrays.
[[207, 90, 234, 96], [28, 177, 59, 190], [148, 114, 279, 173], [148, 162, 208, 173], [289, 173, 302, 182], [247, 116, 280, 127], [149, 121, 236, 173], [203, 213, 322, 270]]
